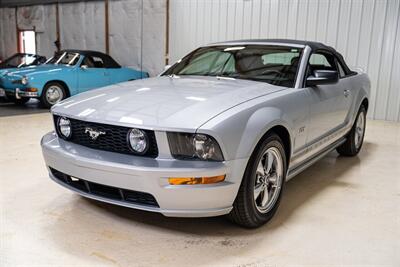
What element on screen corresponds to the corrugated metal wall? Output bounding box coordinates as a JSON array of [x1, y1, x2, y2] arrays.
[[0, 0, 166, 76], [169, 0, 400, 121]]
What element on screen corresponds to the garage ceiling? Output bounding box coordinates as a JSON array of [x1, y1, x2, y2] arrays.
[[0, 0, 98, 8]]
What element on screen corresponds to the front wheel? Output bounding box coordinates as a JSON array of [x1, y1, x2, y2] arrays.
[[228, 133, 287, 228], [40, 82, 66, 108], [336, 105, 366, 156]]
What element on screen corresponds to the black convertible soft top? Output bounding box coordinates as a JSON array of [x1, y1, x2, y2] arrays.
[[214, 39, 334, 52], [61, 49, 121, 68]]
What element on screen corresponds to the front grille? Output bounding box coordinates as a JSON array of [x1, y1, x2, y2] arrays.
[[54, 115, 158, 158], [50, 167, 159, 208]]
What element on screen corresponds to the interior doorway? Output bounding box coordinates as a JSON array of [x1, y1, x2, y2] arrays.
[[18, 30, 36, 54]]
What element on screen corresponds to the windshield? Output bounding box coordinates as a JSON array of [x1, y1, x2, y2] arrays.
[[164, 45, 303, 87], [46, 52, 80, 66], [1, 54, 41, 68]]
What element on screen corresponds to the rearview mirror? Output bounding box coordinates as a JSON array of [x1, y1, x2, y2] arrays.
[[306, 70, 339, 86]]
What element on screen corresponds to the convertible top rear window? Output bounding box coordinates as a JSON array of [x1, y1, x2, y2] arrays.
[[164, 45, 303, 87]]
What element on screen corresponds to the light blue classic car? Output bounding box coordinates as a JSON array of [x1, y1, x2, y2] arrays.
[[0, 50, 148, 107]]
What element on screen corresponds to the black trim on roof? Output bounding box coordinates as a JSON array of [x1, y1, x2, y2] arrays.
[[215, 39, 335, 51], [60, 50, 121, 68]]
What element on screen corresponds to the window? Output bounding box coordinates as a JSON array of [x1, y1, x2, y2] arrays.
[[179, 51, 233, 75], [18, 30, 36, 54], [309, 53, 335, 69], [2, 54, 37, 68], [82, 56, 105, 68], [164, 45, 303, 88], [47, 52, 80, 65], [262, 52, 300, 65], [307, 52, 338, 78]]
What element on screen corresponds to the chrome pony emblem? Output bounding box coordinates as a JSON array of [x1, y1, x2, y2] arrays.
[[85, 127, 106, 140]]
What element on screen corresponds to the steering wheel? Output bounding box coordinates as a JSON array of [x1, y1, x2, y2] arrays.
[[260, 69, 283, 76]]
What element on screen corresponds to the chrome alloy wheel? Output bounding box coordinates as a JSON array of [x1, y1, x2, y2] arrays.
[[46, 85, 64, 105], [254, 147, 284, 213], [354, 110, 365, 149]]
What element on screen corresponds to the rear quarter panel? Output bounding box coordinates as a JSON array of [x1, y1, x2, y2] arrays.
[[109, 67, 149, 84], [343, 72, 370, 125]]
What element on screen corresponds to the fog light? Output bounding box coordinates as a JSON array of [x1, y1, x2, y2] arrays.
[[168, 175, 225, 185]]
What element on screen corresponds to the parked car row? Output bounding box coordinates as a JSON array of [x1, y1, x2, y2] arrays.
[[0, 50, 148, 107]]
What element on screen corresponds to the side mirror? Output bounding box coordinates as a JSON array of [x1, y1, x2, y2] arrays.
[[81, 65, 88, 70], [306, 70, 339, 86]]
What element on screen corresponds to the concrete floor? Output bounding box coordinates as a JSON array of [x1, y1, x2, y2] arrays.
[[1, 101, 399, 266]]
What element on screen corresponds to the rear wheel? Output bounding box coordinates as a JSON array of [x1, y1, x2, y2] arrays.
[[228, 133, 287, 228], [336, 105, 366, 156], [40, 82, 66, 108]]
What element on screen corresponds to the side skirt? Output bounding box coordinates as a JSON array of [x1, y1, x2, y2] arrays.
[[286, 137, 346, 181]]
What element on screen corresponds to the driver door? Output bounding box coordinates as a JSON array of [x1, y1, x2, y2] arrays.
[[304, 51, 349, 145], [78, 55, 110, 92]]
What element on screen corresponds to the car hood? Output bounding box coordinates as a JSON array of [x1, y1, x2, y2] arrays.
[[52, 76, 285, 131], [4, 64, 70, 78]]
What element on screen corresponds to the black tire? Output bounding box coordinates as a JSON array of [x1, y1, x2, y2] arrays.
[[336, 105, 367, 156], [40, 82, 66, 108], [7, 95, 30, 105], [228, 133, 287, 228]]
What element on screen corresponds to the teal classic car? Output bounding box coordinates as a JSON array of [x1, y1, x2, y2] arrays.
[[0, 50, 148, 107], [0, 53, 47, 99]]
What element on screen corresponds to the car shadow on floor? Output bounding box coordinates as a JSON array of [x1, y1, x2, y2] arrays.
[[43, 145, 370, 266], [0, 98, 48, 117], [78, 150, 363, 235]]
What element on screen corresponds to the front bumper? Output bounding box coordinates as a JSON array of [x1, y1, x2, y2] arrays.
[[41, 132, 248, 217], [2, 88, 39, 98]]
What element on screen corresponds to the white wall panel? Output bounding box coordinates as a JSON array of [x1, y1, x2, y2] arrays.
[[59, 1, 106, 52], [142, 0, 166, 76], [170, 0, 400, 121], [109, 0, 142, 71], [0, 8, 17, 60]]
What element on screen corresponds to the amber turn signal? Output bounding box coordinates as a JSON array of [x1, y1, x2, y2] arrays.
[[24, 88, 38, 92], [168, 175, 226, 185]]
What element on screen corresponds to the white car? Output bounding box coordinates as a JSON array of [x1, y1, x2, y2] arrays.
[[41, 39, 370, 228]]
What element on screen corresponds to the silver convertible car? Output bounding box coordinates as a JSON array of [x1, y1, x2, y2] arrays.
[[41, 39, 370, 228]]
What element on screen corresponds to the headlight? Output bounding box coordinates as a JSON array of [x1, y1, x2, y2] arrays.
[[57, 117, 71, 139], [21, 76, 28, 85], [167, 132, 224, 161], [127, 128, 148, 154]]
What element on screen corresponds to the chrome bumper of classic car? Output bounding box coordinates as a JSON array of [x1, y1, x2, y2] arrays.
[[15, 88, 39, 98], [41, 131, 248, 217]]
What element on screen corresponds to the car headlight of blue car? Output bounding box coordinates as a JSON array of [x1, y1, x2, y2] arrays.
[[11, 76, 28, 85]]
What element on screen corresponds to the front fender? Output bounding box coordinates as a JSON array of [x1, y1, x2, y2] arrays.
[[27, 68, 77, 96], [198, 103, 294, 161]]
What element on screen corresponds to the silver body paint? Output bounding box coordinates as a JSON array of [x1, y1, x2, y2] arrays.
[[41, 41, 370, 217]]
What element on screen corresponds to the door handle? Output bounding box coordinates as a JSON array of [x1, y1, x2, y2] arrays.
[[344, 89, 350, 97]]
